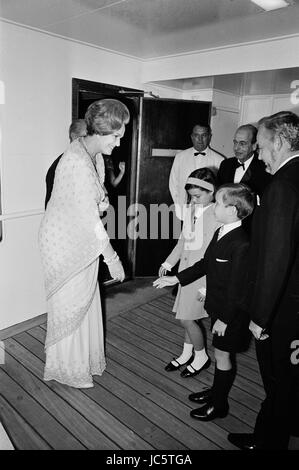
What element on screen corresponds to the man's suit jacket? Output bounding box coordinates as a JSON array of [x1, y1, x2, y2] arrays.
[[45, 154, 62, 208], [248, 156, 299, 336], [217, 153, 271, 197], [177, 226, 249, 325]]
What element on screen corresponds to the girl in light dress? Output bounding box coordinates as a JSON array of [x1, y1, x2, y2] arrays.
[[159, 168, 220, 378]]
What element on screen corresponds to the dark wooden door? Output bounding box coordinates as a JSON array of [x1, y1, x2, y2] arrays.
[[73, 78, 141, 282], [134, 98, 211, 276]]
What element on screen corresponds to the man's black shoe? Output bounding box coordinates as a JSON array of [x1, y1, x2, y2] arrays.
[[190, 402, 228, 421], [227, 433, 257, 450], [188, 388, 212, 404]]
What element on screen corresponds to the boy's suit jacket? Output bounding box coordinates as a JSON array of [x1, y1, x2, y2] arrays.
[[176, 226, 249, 325], [217, 153, 271, 197]]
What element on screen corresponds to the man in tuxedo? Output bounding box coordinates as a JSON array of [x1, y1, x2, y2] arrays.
[[228, 111, 299, 450], [169, 123, 224, 220], [217, 124, 271, 199], [45, 119, 87, 208]]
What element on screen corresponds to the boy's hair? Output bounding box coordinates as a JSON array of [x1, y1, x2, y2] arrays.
[[185, 167, 217, 193], [217, 183, 255, 220]]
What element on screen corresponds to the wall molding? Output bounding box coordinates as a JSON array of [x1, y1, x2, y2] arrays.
[[214, 105, 239, 114], [2, 16, 299, 65], [146, 32, 299, 62], [0, 208, 44, 222], [0, 17, 143, 61]]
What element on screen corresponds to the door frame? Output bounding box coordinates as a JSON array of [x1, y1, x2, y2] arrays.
[[72, 78, 143, 280]]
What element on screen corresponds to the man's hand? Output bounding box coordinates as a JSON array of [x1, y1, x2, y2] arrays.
[[158, 265, 169, 277], [212, 319, 227, 336], [249, 320, 269, 340], [153, 276, 179, 288]]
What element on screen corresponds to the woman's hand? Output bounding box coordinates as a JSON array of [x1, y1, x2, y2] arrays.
[[108, 259, 125, 282], [153, 276, 179, 289], [158, 265, 169, 277]]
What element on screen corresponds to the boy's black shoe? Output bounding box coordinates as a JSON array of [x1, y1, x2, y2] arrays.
[[188, 388, 212, 404], [190, 402, 229, 421]]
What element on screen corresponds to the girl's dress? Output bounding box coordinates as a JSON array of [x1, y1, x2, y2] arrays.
[[165, 203, 220, 320], [39, 139, 109, 388]]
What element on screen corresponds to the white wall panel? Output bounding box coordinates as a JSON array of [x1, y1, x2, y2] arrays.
[[0, 21, 142, 330], [211, 108, 239, 158], [0, 214, 46, 330], [240, 96, 273, 125]]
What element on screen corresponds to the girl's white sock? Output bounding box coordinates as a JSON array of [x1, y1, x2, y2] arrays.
[[188, 348, 209, 370], [172, 342, 193, 365]]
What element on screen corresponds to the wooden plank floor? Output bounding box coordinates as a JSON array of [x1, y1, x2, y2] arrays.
[[0, 292, 266, 450]]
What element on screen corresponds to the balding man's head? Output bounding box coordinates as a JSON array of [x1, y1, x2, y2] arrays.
[[69, 119, 87, 142], [237, 125, 257, 144], [233, 124, 258, 162]]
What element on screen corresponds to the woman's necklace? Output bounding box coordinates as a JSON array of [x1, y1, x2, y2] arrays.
[[80, 137, 97, 168], [79, 137, 106, 187]]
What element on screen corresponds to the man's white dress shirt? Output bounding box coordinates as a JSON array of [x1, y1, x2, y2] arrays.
[[169, 146, 224, 220]]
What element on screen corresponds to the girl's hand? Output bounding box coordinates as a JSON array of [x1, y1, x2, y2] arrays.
[[158, 265, 168, 277], [153, 276, 179, 289], [212, 319, 227, 336], [118, 162, 125, 174]]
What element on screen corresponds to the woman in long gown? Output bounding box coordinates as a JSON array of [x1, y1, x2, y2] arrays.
[[39, 99, 130, 388]]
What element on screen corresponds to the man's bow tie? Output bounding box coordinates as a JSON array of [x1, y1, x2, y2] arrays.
[[194, 152, 206, 156], [236, 160, 245, 170]]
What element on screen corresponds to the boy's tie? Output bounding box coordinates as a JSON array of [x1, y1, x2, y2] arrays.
[[194, 151, 206, 156], [217, 225, 224, 241]]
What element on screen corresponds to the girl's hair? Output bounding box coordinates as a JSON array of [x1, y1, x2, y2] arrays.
[[185, 167, 217, 203], [85, 99, 130, 136], [185, 167, 217, 191]]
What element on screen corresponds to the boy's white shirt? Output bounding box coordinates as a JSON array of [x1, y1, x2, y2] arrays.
[[217, 220, 241, 240]]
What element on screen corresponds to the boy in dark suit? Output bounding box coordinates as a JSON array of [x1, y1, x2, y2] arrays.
[[154, 183, 255, 421]]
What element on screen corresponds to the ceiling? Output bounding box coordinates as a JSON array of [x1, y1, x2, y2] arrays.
[[1, 0, 299, 59]]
